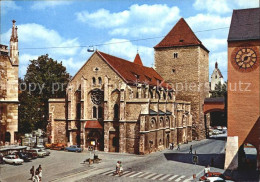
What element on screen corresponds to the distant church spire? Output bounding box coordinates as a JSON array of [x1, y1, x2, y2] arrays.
[[215, 61, 218, 68], [10, 20, 19, 65]]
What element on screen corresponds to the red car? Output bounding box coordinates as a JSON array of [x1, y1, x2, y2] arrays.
[[199, 172, 233, 181]]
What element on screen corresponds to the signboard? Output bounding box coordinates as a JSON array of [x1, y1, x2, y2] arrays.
[[88, 146, 94, 151]]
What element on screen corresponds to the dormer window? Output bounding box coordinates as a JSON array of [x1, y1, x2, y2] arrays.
[[173, 53, 178, 58], [131, 72, 140, 79], [179, 39, 184, 42]]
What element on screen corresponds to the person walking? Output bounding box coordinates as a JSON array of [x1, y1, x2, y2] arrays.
[[177, 143, 180, 150], [30, 166, 34, 180], [172, 142, 174, 149], [37, 165, 42, 181], [169, 143, 172, 150], [204, 165, 210, 176], [118, 161, 123, 176], [189, 145, 193, 154]]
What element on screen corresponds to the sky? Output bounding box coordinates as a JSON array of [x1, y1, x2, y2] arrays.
[[1, 0, 259, 80]]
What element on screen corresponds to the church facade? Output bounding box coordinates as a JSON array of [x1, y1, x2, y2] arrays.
[[0, 20, 19, 145], [49, 51, 193, 154], [210, 62, 224, 91]]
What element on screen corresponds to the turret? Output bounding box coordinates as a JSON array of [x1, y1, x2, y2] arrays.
[[10, 20, 19, 65]]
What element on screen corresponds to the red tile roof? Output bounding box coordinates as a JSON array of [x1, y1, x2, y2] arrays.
[[85, 120, 103, 129], [97, 51, 170, 89], [154, 18, 208, 52], [133, 53, 143, 66]]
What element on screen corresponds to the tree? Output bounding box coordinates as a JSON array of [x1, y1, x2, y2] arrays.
[[210, 81, 227, 98], [18, 54, 71, 133]]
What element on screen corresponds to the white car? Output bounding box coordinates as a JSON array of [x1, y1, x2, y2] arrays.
[[30, 148, 46, 157], [3, 155, 24, 165], [205, 177, 234, 182]]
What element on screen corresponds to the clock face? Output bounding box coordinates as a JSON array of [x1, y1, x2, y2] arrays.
[[231, 46, 259, 72]]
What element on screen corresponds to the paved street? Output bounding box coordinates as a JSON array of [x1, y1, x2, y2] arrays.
[[1, 134, 259, 182]]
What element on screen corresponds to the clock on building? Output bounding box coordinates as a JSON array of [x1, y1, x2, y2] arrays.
[[231, 46, 259, 72]]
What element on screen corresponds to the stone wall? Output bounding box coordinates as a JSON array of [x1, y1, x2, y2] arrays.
[[155, 46, 209, 140]]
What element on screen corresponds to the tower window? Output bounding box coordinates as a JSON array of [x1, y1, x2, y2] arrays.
[[172, 69, 176, 73], [92, 77, 96, 85], [93, 106, 97, 118], [98, 77, 102, 85], [173, 53, 178, 58]]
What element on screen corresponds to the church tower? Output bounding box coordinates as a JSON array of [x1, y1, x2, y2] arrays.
[[10, 20, 19, 65], [154, 18, 209, 140]]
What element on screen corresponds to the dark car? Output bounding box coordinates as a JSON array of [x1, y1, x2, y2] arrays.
[[25, 150, 38, 159], [15, 152, 31, 162]]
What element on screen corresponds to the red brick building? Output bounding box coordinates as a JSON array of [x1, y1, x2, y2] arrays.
[[225, 8, 260, 170]]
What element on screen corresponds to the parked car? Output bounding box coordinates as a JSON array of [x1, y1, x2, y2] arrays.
[[65, 145, 82, 152], [51, 143, 65, 150], [30, 148, 46, 157], [36, 145, 45, 150], [25, 150, 38, 159], [45, 143, 52, 149], [41, 149, 50, 156], [199, 172, 233, 181], [15, 152, 31, 162], [3, 155, 24, 165]]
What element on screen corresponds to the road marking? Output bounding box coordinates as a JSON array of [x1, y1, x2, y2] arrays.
[[122, 171, 136, 177], [183, 177, 193, 182], [144, 173, 158, 179], [102, 170, 114, 175], [129, 171, 143, 177], [167, 174, 178, 181], [119, 170, 132, 176], [137, 172, 150, 178], [151, 173, 165, 180], [159, 174, 171, 180], [175, 175, 185, 181]]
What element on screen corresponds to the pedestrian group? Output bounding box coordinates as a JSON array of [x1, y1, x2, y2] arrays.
[[30, 165, 42, 182]]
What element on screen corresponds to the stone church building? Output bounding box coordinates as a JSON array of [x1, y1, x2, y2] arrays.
[[210, 62, 224, 91], [0, 20, 19, 145], [49, 17, 209, 154]]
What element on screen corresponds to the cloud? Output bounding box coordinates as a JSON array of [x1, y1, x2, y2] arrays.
[[186, 14, 231, 39], [99, 38, 154, 67], [60, 57, 84, 70], [76, 4, 180, 37], [1, 1, 21, 15], [193, 0, 259, 14], [2, 23, 80, 56], [202, 38, 226, 52], [193, 0, 231, 14], [31, 1, 72, 10]]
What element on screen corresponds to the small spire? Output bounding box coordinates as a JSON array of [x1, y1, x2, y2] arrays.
[[134, 53, 143, 66], [215, 61, 218, 68], [10, 20, 18, 41]]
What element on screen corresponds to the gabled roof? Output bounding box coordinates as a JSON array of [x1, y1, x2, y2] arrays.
[[154, 18, 209, 52], [228, 8, 260, 41], [97, 51, 170, 89], [133, 53, 143, 66]]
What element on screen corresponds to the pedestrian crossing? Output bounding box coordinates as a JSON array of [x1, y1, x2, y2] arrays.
[[99, 169, 193, 182]]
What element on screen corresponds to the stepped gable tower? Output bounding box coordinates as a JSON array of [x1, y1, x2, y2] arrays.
[[154, 18, 209, 140]]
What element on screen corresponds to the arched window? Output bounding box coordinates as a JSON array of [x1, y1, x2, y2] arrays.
[[93, 106, 97, 118], [98, 106, 103, 119], [114, 104, 119, 119], [163, 92, 166, 100], [92, 77, 96, 85], [156, 90, 160, 99], [150, 117, 156, 128], [98, 77, 102, 85], [168, 92, 172, 100], [136, 91, 139, 98]]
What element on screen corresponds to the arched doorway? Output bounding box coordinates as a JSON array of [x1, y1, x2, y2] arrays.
[[166, 134, 170, 148], [238, 143, 257, 170]]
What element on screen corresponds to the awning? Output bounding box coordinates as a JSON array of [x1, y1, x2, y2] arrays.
[[85, 120, 103, 129]]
